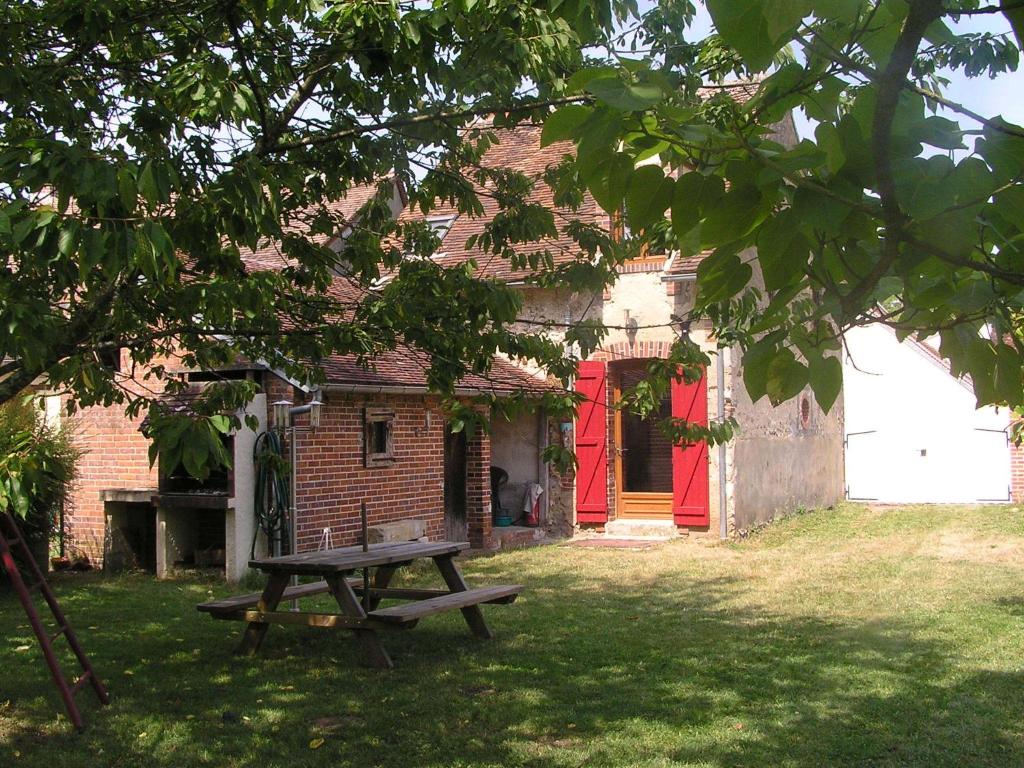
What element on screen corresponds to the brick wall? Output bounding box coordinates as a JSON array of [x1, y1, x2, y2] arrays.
[[65, 365, 498, 564], [466, 425, 493, 549], [289, 388, 493, 552], [63, 352, 167, 563]]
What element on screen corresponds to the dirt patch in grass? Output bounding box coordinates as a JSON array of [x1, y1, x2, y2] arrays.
[[932, 531, 1024, 565], [566, 538, 664, 550]]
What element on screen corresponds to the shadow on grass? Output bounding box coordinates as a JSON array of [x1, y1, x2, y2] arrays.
[[0, 560, 1021, 767]]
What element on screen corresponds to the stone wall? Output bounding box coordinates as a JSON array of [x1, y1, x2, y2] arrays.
[[729, 364, 845, 533]]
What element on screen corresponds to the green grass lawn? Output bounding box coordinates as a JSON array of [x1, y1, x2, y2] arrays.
[[2, 503, 1023, 767]]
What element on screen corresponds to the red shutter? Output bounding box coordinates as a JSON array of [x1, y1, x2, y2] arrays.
[[575, 360, 608, 523], [672, 370, 710, 527]]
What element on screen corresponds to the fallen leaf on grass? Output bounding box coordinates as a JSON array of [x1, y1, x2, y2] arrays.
[[313, 715, 360, 733], [309, 738, 325, 750]]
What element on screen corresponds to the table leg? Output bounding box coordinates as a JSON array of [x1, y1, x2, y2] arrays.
[[326, 573, 393, 670], [367, 565, 399, 611], [433, 555, 493, 640], [236, 572, 290, 656]]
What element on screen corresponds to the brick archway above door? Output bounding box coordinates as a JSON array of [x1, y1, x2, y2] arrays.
[[590, 340, 674, 363]]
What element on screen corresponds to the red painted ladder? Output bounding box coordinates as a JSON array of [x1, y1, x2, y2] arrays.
[[0, 512, 109, 731]]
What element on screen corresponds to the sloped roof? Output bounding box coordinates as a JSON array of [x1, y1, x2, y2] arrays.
[[320, 348, 553, 395], [231, 187, 553, 395], [403, 124, 608, 282], [407, 80, 790, 282], [240, 184, 388, 271]]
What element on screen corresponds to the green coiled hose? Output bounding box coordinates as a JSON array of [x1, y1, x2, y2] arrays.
[[251, 430, 290, 559]]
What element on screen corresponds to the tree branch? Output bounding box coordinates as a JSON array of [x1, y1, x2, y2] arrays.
[[263, 95, 590, 154]]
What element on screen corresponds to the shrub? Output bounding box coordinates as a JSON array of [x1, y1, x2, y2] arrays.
[[0, 398, 80, 569]]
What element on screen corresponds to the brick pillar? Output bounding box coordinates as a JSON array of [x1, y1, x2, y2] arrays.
[[466, 428, 493, 549], [1012, 443, 1024, 503]]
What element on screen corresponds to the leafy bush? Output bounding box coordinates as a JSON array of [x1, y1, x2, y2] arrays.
[[0, 398, 79, 566]]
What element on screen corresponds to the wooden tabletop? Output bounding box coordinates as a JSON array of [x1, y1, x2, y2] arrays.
[[248, 540, 469, 574]]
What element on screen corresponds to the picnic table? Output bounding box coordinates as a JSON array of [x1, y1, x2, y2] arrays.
[[197, 540, 522, 669]]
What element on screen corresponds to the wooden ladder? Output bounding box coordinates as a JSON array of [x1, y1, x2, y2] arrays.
[[0, 512, 109, 731]]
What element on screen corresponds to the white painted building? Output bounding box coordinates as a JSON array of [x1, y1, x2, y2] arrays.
[[843, 324, 1012, 503]]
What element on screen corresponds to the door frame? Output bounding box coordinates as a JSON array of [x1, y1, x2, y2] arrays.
[[443, 425, 469, 542], [612, 363, 674, 520]]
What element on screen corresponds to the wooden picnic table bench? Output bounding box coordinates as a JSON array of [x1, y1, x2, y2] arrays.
[[197, 540, 522, 669]]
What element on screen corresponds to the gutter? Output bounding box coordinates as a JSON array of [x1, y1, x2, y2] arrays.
[[321, 382, 544, 399], [661, 273, 698, 283]]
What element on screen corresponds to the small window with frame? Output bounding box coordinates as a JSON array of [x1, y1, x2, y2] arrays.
[[364, 407, 396, 467], [612, 208, 666, 268]]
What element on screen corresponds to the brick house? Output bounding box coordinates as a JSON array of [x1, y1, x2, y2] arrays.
[[58, 94, 847, 580], [57, 184, 553, 581]]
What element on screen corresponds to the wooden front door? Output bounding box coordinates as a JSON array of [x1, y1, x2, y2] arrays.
[[443, 426, 468, 542], [614, 362, 674, 518], [613, 362, 710, 524]]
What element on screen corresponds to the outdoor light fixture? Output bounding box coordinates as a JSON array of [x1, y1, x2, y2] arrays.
[[272, 399, 293, 431], [308, 398, 322, 429], [625, 315, 639, 346]]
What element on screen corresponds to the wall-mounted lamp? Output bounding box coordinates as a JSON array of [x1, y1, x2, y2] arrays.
[[308, 398, 323, 429], [272, 399, 293, 431], [272, 396, 323, 431], [625, 310, 639, 347], [414, 410, 433, 437]]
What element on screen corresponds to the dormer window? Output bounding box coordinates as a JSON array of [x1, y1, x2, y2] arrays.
[[427, 214, 457, 241], [612, 209, 665, 269]]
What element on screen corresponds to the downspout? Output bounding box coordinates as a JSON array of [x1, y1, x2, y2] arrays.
[[538, 407, 549, 526], [717, 348, 729, 540]]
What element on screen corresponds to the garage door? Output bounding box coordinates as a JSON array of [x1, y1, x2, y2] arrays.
[[846, 428, 1010, 503]]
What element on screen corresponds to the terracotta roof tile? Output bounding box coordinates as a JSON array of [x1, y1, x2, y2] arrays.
[[240, 184, 384, 271], [400, 124, 608, 282], [320, 347, 556, 395]]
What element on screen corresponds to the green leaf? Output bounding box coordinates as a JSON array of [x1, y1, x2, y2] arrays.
[[586, 76, 664, 111], [695, 248, 753, 305], [671, 173, 724, 237], [1005, 7, 1024, 51], [586, 152, 634, 213], [741, 333, 784, 402], [138, 162, 159, 205], [567, 66, 619, 93], [700, 184, 765, 246], [181, 430, 208, 481], [117, 167, 137, 212], [756, 211, 808, 291], [977, 121, 1024, 183], [625, 165, 673, 232], [807, 354, 842, 413], [765, 349, 809, 406], [541, 105, 592, 147], [707, 0, 809, 70]]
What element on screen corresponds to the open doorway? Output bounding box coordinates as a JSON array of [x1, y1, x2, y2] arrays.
[[443, 426, 468, 542], [613, 361, 674, 518]]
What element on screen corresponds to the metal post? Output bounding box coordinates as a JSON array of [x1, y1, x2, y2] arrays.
[[289, 424, 299, 609], [360, 501, 370, 611], [717, 349, 729, 540]]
